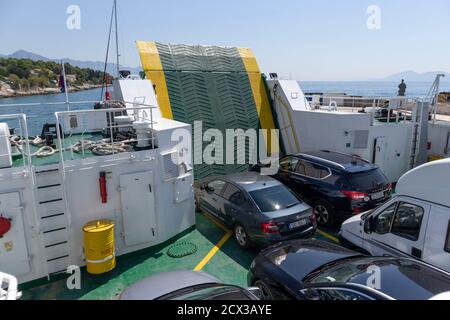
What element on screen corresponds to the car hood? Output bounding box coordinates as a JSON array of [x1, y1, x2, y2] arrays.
[[263, 240, 360, 282], [119, 270, 221, 300]]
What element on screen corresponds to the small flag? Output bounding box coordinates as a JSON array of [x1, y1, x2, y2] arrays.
[[58, 74, 66, 93], [105, 86, 111, 101]]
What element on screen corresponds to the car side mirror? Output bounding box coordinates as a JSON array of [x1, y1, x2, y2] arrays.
[[364, 216, 375, 234], [246, 287, 263, 299]]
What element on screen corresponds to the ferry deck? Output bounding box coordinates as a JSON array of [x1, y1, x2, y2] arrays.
[[20, 212, 338, 300]]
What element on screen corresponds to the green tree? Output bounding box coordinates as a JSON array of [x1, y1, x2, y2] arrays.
[[8, 74, 21, 90]]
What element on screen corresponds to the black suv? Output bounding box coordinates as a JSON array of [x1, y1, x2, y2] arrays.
[[264, 151, 392, 227]]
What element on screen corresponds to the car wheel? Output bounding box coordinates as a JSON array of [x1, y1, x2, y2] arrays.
[[234, 224, 249, 249], [253, 280, 274, 300], [313, 200, 335, 228]]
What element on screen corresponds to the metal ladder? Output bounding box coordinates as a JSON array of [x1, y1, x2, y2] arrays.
[[408, 103, 423, 170], [33, 164, 72, 277]]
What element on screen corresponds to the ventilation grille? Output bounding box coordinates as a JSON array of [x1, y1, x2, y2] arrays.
[[353, 130, 369, 149], [162, 152, 179, 180]]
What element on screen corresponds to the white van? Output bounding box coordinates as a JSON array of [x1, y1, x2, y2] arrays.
[[340, 158, 450, 272]]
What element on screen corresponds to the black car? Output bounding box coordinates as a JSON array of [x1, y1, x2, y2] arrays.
[[248, 239, 450, 300], [194, 172, 316, 248], [264, 150, 391, 227]]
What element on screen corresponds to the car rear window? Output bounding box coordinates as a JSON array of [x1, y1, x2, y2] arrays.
[[249, 185, 300, 212], [347, 169, 387, 191]]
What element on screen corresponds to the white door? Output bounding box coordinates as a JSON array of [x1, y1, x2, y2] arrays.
[[120, 171, 157, 247], [423, 206, 450, 272], [374, 136, 405, 182], [0, 192, 31, 276], [363, 197, 429, 259]]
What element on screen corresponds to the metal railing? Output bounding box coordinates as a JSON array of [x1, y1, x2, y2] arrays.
[[0, 113, 31, 169], [55, 101, 158, 167], [305, 95, 421, 125], [0, 99, 159, 169]]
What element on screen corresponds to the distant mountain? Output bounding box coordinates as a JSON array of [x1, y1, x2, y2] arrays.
[[381, 70, 450, 82], [1, 50, 142, 76]]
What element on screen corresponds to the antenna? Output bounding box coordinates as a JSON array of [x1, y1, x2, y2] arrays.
[[114, 0, 120, 78], [100, 1, 117, 101]]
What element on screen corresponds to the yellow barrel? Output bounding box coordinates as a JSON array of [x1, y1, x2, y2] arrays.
[[83, 220, 116, 275]]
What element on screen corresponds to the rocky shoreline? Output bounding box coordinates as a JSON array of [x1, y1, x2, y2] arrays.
[[0, 83, 104, 98]]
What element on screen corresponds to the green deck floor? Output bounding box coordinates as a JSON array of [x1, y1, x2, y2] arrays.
[[20, 212, 339, 300]]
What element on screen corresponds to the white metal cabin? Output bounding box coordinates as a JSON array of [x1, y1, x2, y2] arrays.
[[266, 79, 435, 183], [0, 79, 195, 284]]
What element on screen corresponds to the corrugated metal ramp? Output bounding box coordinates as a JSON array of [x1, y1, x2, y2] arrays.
[[136, 41, 276, 179]]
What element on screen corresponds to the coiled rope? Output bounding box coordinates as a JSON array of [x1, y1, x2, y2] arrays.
[[10, 136, 136, 158]]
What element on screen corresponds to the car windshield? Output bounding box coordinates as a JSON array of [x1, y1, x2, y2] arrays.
[[249, 185, 300, 212], [306, 257, 450, 300], [347, 169, 387, 191], [172, 285, 251, 300]]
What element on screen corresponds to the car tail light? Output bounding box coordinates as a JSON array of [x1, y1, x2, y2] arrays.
[[341, 190, 369, 201], [261, 221, 280, 234]]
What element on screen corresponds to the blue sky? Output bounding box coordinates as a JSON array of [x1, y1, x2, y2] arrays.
[[0, 0, 449, 80]]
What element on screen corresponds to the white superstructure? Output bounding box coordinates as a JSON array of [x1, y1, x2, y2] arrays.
[[0, 79, 195, 284], [267, 79, 431, 182]]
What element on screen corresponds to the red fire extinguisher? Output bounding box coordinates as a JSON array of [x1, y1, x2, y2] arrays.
[[99, 172, 108, 204]]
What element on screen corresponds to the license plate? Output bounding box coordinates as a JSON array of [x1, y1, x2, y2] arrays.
[[289, 219, 308, 229], [371, 191, 385, 200]]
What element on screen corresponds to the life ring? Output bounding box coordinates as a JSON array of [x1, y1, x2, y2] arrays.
[[0, 216, 11, 238]]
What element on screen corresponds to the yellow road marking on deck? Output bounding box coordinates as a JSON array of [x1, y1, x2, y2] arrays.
[[194, 212, 233, 271], [194, 231, 232, 271], [196, 212, 339, 270], [317, 229, 340, 243]]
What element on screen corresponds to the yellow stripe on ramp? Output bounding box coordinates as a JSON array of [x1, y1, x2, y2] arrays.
[[238, 48, 278, 155], [136, 41, 173, 119]]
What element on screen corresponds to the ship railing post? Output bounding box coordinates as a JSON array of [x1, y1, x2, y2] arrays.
[[109, 110, 115, 157]]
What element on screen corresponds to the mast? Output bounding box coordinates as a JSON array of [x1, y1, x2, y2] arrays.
[[61, 60, 70, 111], [114, 0, 120, 78]]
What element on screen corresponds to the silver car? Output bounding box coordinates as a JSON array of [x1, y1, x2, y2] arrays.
[[120, 270, 260, 300], [195, 172, 317, 248]]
